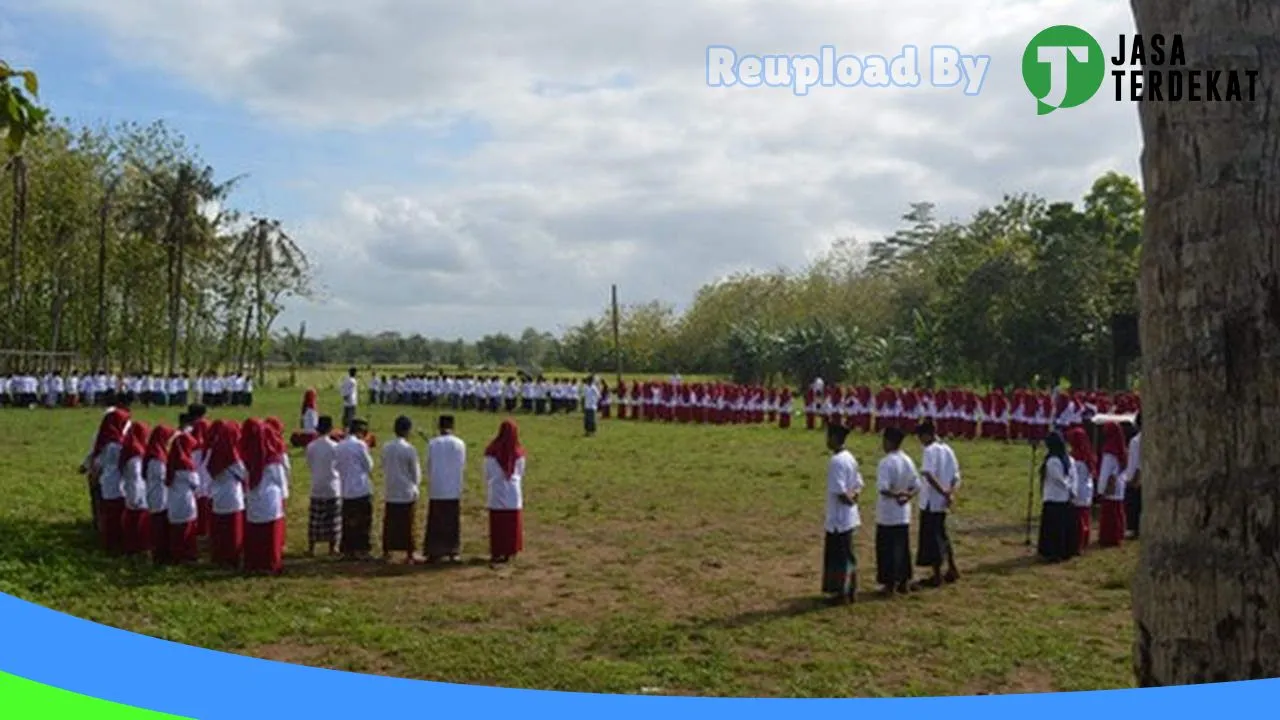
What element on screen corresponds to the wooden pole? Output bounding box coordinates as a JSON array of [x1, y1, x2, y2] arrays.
[[611, 284, 622, 387]]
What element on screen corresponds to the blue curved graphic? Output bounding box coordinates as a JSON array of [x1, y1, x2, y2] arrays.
[[1, 591, 1276, 718]]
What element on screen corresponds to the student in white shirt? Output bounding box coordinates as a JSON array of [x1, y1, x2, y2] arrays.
[[1097, 422, 1129, 547], [206, 421, 247, 568], [381, 416, 422, 564], [335, 418, 375, 560], [914, 422, 962, 587], [583, 378, 601, 436], [118, 421, 151, 556], [484, 419, 526, 567], [1124, 413, 1142, 539], [305, 417, 341, 556], [1037, 432, 1077, 562], [1065, 427, 1096, 554], [340, 368, 359, 429], [822, 423, 864, 604], [165, 430, 203, 564], [241, 418, 289, 575], [86, 407, 131, 554], [424, 415, 467, 563], [875, 427, 920, 595], [144, 424, 175, 565]]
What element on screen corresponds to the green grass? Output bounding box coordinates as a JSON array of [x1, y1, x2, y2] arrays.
[[0, 389, 1138, 697]]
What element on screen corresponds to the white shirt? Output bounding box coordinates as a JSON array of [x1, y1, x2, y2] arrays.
[[1071, 459, 1094, 508], [97, 444, 124, 500], [305, 436, 340, 499], [335, 436, 374, 499], [1125, 433, 1142, 484], [382, 438, 422, 504], [210, 464, 247, 514], [427, 434, 467, 500], [145, 458, 168, 513], [875, 451, 920, 526], [825, 449, 863, 533], [246, 463, 288, 523], [340, 377, 358, 407], [302, 409, 319, 432], [121, 456, 147, 510], [1099, 453, 1126, 500], [1042, 456, 1074, 503], [166, 470, 200, 523], [918, 442, 961, 513], [485, 456, 525, 510], [583, 385, 600, 411]]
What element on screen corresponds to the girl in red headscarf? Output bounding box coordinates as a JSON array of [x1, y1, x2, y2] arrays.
[[242, 418, 289, 575], [166, 432, 202, 563], [189, 418, 214, 537], [301, 389, 319, 432], [119, 421, 152, 556], [206, 420, 247, 567], [1065, 427, 1098, 553], [778, 387, 793, 429], [144, 425, 175, 565], [484, 420, 527, 566], [1097, 422, 1129, 546], [88, 408, 131, 553]]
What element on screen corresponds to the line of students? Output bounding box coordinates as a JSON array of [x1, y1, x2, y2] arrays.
[[301, 414, 527, 568], [5, 371, 258, 409], [80, 403, 288, 574], [1036, 416, 1143, 562], [821, 421, 962, 604]]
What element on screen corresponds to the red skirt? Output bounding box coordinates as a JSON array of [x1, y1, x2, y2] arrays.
[[122, 507, 152, 555], [489, 509, 524, 558], [1076, 506, 1091, 552], [197, 497, 213, 537], [1099, 498, 1126, 547], [151, 512, 172, 564], [98, 498, 126, 554], [169, 520, 200, 563], [244, 518, 286, 574], [601, 405, 611, 419], [779, 413, 791, 429], [290, 430, 319, 448], [211, 511, 245, 567]]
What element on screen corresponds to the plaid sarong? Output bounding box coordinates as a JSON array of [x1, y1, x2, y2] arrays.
[[308, 497, 342, 544]]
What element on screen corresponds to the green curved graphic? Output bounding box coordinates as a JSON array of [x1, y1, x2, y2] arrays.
[[0, 671, 189, 718]]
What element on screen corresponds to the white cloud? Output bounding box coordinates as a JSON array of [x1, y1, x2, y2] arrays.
[[34, 0, 1141, 338]]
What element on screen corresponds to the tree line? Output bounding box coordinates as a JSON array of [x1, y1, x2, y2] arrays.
[[1, 62, 313, 379]]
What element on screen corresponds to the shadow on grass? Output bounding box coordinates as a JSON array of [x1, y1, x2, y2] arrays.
[[692, 589, 909, 632], [0, 515, 486, 592]]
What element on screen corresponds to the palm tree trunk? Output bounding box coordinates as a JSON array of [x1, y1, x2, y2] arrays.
[[93, 185, 112, 370], [254, 226, 266, 385], [1130, 0, 1280, 685], [7, 156, 27, 355], [169, 231, 184, 376]]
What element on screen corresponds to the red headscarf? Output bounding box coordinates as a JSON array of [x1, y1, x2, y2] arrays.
[[166, 432, 198, 487], [302, 389, 317, 413], [1064, 427, 1098, 477], [1101, 422, 1128, 466], [484, 420, 526, 478], [205, 420, 243, 479], [264, 417, 284, 437], [92, 408, 131, 457], [189, 418, 211, 449], [239, 418, 278, 491], [118, 421, 149, 472], [145, 425, 175, 465]]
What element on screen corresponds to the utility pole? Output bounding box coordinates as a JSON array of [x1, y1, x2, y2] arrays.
[[611, 284, 622, 387]]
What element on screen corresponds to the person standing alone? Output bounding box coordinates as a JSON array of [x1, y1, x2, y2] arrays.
[[340, 368, 359, 431]]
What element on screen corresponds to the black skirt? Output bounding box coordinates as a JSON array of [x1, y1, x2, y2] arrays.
[[822, 529, 857, 595], [583, 409, 598, 434], [425, 499, 462, 558], [875, 524, 912, 587], [1037, 501, 1076, 561], [382, 501, 416, 553], [340, 496, 373, 554], [916, 510, 952, 567]]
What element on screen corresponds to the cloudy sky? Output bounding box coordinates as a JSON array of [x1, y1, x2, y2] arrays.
[[4, 0, 1139, 340]]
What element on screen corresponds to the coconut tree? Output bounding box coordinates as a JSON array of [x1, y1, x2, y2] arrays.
[[1129, 0, 1280, 685], [230, 216, 311, 384]]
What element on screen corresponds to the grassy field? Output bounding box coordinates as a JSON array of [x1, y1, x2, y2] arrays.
[[0, 388, 1138, 697]]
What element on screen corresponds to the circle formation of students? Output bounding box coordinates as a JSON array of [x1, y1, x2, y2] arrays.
[[69, 367, 1141, 598]]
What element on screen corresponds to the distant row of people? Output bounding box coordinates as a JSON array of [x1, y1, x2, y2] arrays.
[[4, 372, 255, 409]]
